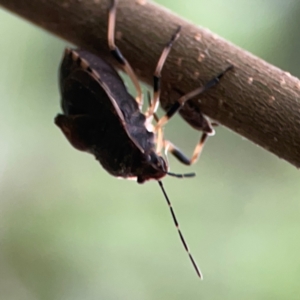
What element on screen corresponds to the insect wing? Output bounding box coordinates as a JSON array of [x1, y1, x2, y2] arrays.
[[60, 49, 145, 153]]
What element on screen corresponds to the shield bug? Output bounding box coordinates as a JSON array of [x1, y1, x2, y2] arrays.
[[55, 0, 232, 279]]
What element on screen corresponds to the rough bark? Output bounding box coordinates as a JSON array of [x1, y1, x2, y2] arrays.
[[1, 0, 300, 167]]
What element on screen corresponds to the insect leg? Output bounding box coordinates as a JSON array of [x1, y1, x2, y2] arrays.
[[108, 0, 143, 108], [154, 65, 233, 131], [164, 133, 209, 166], [146, 26, 181, 117], [145, 91, 164, 154]]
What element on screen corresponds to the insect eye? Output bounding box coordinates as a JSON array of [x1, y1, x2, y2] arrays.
[[145, 154, 152, 163], [146, 152, 162, 167]]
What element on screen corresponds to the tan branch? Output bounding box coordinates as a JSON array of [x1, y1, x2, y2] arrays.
[[1, 0, 300, 167]]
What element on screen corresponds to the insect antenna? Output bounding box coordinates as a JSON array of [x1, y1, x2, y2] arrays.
[[158, 180, 203, 279], [167, 171, 196, 178]]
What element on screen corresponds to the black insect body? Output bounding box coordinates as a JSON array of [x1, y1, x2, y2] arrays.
[[55, 0, 232, 279], [56, 49, 164, 183]]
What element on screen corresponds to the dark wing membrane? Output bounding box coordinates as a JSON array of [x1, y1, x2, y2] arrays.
[[99, 79, 155, 154], [73, 50, 155, 154], [74, 50, 140, 116], [61, 49, 155, 153], [60, 69, 115, 117]]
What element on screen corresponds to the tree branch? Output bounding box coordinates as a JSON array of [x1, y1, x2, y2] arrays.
[[1, 0, 300, 167]]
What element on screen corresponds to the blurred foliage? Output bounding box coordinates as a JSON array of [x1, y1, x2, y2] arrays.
[[1, 0, 300, 299]]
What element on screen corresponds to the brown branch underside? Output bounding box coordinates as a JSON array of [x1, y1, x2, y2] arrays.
[[1, 0, 300, 167]]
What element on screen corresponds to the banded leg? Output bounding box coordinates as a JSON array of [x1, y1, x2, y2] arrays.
[[154, 65, 233, 131], [146, 91, 164, 154], [146, 26, 181, 117], [108, 0, 143, 108], [147, 90, 209, 165], [164, 133, 208, 166]]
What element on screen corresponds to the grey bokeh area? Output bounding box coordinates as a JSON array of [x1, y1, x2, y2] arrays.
[[1, 0, 300, 299]]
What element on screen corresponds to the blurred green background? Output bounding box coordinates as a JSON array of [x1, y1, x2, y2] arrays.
[[1, 0, 300, 299]]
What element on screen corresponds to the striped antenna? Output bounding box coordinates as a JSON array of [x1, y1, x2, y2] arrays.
[[167, 172, 196, 178], [158, 180, 203, 279]]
